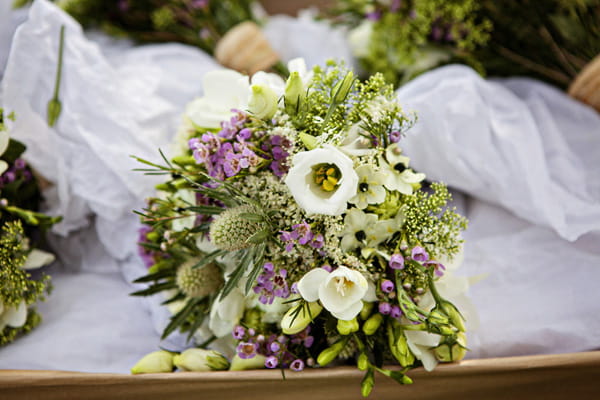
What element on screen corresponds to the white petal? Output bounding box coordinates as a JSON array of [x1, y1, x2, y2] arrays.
[[405, 330, 441, 348], [419, 347, 439, 372], [3, 302, 27, 328], [297, 268, 329, 302], [401, 169, 426, 184], [330, 300, 363, 320], [23, 249, 55, 269], [364, 279, 377, 302], [203, 69, 249, 110], [0, 160, 7, 175], [218, 289, 245, 321], [319, 267, 367, 313], [0, 129, 9, 156]]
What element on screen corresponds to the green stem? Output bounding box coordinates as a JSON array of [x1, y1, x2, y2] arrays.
[[52, 26, 65, 103]]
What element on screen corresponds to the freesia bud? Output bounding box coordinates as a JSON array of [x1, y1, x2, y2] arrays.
[[284, 71, 305, 116], [173, 348, 230, 371], [229, 354, 267, 371], [248, 84, 279, 120], [357, 353, 369, 371], [281, 301, 322, 335], [442, 301, 466, 332], [434, 333, 467, 362], [337, 317, 359, 335], [317, 340, 346, 366], [331, 71, 355, 104], [362, 313, 383, 335], [359, 301, 374, 320], [428, 308, 449, 325], [131, 350, 174, 374]]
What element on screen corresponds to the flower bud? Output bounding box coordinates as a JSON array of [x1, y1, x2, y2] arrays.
[[299, 132, 318, 150], [173, 348, 229, 371], [393, 333, 415, 367], [359, 301, 374, 320], [317, 340, 346, 366], [229, 354, 267, 371], [434, 333, 467, 362], [284, 71, 305, 116], [442, 301, 466, 332], [362, 313, 383, 335], [281, 301, 322, 335], [131, 350, 174, 374], [248, 84, 279, 120], [172, 155, 197, 166], [331, 71, 355, 104], [357, 353, 369, 371], [428, 308, 449, 325], [361, 369, 374, 397], [337, 317, 359, 336]]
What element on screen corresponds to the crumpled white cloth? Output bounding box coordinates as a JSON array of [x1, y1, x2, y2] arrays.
[[1, 0, 600, 373], [397, 65, 600, 242]]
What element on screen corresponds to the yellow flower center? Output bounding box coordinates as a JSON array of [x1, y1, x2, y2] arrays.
[[313, 163, 341, 192]]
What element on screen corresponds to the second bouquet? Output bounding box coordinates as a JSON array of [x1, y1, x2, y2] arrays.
[[132, 59, 470, 396]]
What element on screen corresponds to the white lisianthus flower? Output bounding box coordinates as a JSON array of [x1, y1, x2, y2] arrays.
[[285, 145, 359, 216], [186, 69, 250, 128], [348, 20, 373, 59], [251, 71, 285, 98], [339, 124, 376, 157], [209, 288, 245, 337], [0, 301, 27, 331], [247, 84, 279, 120], [349, 165, 386, 209], [297, 266, 369, 320], [379, 144, 426, 195]]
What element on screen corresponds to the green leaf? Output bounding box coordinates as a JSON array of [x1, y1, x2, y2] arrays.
[[219, 250, 253, 300], [238, 212, 264, 222], [131, 281, 177, 297], [185, 205, 224, 215], [161, 297, 203, 340], [246, 229, 270, 245], [133, 268, 175, 283], [192, 249, 227, 270], [244, 244, 265, 294]]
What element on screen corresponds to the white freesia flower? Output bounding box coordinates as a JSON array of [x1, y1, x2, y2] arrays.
[[348, 20, 374, 58], [0, 301, 27, 331], [349, 165, 386, 209], [404, 330, 441, 372], [285, 145, 359, 216], [297, 266, 369, 320], [209, 288, 245, 337], [339, 124, 376, 157], [186, 69, 250, 128], [380, 144, 426, 195]]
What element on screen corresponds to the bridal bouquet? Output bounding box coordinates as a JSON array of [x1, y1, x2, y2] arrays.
[[132, 59, 470, 395], [0, 109, 60, 346], [328, 0, 491, 86]]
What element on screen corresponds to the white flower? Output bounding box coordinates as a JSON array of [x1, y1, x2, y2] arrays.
[[380, 144, 425, 195], [171, 189, 197, 232], [0, 120, 10, 174], [349, 165, 386, 209], [285, 145, 359, 216], [0, 301, 27, 331], [247, 84, 279, 120], [251, 71, 285, 98], [209, 288, 245, 337], [23, 249, 55, 269], [287, 58, 313, 85], [404, 330, 441, 372], [297, 266, 369, 320], [339, 124, 376, 157], [186, 69, 250, 128], [339, 208, 378, 251], [348, 20, 373, 59]]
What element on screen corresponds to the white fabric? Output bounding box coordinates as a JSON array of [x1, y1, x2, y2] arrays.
[[1, 0, 600, 372]]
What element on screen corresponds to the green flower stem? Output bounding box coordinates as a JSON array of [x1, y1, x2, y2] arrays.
[[47, 25, 65, 127]]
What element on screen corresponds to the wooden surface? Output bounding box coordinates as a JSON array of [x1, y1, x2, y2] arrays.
[[1, 352, 600, 399]]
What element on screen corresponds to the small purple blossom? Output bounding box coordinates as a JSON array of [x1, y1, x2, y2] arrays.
[[381, 280, 395, 293], [411, 246, 429, 262], [253, 263, 290, 304], [293, 222, 314, 245], [366, 10, 382, 21], [389, 253, 405, 270], [290, 359, 305, 372], [379, 302, 392, 315], [265, 356, 279, 369], [269, 342, 281, 353], [14, 159, 26, 170], [321, 264, 333, 273], [232, 325, 246, 340], [390, 306, 402, 319], [389, 131, 402, 143], [236, 342, 257, 359], [424, 261, 446, 277]]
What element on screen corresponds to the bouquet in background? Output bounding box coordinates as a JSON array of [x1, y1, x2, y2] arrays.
[[476, 0, 600, 110], [132, 59, 472, 396], [327, 0, 491, 87], [0, 109, 61, 346]]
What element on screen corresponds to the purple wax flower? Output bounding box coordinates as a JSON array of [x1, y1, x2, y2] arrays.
[[293, 222, 314, 245], [236, 342, 257, 359], [269, 342, 281, 353], [14, 158, 26, 170], [265, 356, 279, 369], [389, 131, 402, 143], [321, 264, 333, 273], [238, 128, 252, 140], [310, 234, 324, 249], [411, 246, 429, 262], [425, 261, 446, 277], [366, 10, 382, 21], [390, 306, 402, 319], [381, 280, 395, 293], [232, 325, 246, 340], [253, 263, 291, 304], [390, 0, 402, 12], [290, 359, 305, 372], [389, 253, 405, 270], [378, 302, 392, 315]]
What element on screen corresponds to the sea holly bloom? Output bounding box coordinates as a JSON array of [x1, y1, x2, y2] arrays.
[[349, 165, 386, 209], [379, 144, 425, 195], [285, 145, 358, 216], [297, 266, 370, 320]]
